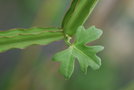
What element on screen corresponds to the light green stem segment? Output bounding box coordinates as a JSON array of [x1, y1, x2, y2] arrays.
[[0, 27, 64, 52], [62, 0, 99, 36]]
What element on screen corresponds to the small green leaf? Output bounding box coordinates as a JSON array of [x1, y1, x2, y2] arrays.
[[74, 26, 104, 72], [53, 26, 104, 78], [0, 27, 64, 52], [75, 26, 103, 45], [53, 47, 75, 79], [62, 0, 100, 36]]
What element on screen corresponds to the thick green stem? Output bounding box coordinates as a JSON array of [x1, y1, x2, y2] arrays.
[[62, 0, 99, 36]]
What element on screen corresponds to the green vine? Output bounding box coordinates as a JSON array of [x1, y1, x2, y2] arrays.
[[0, 0, 103, 78]]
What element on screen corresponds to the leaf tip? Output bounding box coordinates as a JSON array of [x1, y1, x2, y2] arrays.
[[60, 70, 72, 79]]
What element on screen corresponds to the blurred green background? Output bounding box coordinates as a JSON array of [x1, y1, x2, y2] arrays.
[[0, 0, 134, 90]]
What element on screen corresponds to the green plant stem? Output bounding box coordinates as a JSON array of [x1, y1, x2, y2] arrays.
[[64, 34, 72, 46], [62, 0, 100, 36]]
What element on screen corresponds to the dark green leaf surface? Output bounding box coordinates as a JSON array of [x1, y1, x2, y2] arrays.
[[53, 26, 104, 78], [62, 0, 99, 36], [0, 27, 64, 52]]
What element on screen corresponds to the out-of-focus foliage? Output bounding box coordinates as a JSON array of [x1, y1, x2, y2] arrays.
[[121, 82, 134, 90], [66, 61, 117, 90]]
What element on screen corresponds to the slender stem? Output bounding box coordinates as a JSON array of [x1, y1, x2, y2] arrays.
[[64, 34, 72, 46]]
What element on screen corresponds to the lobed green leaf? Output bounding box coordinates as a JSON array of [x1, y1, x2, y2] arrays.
[[53, 26, 104, 78]]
